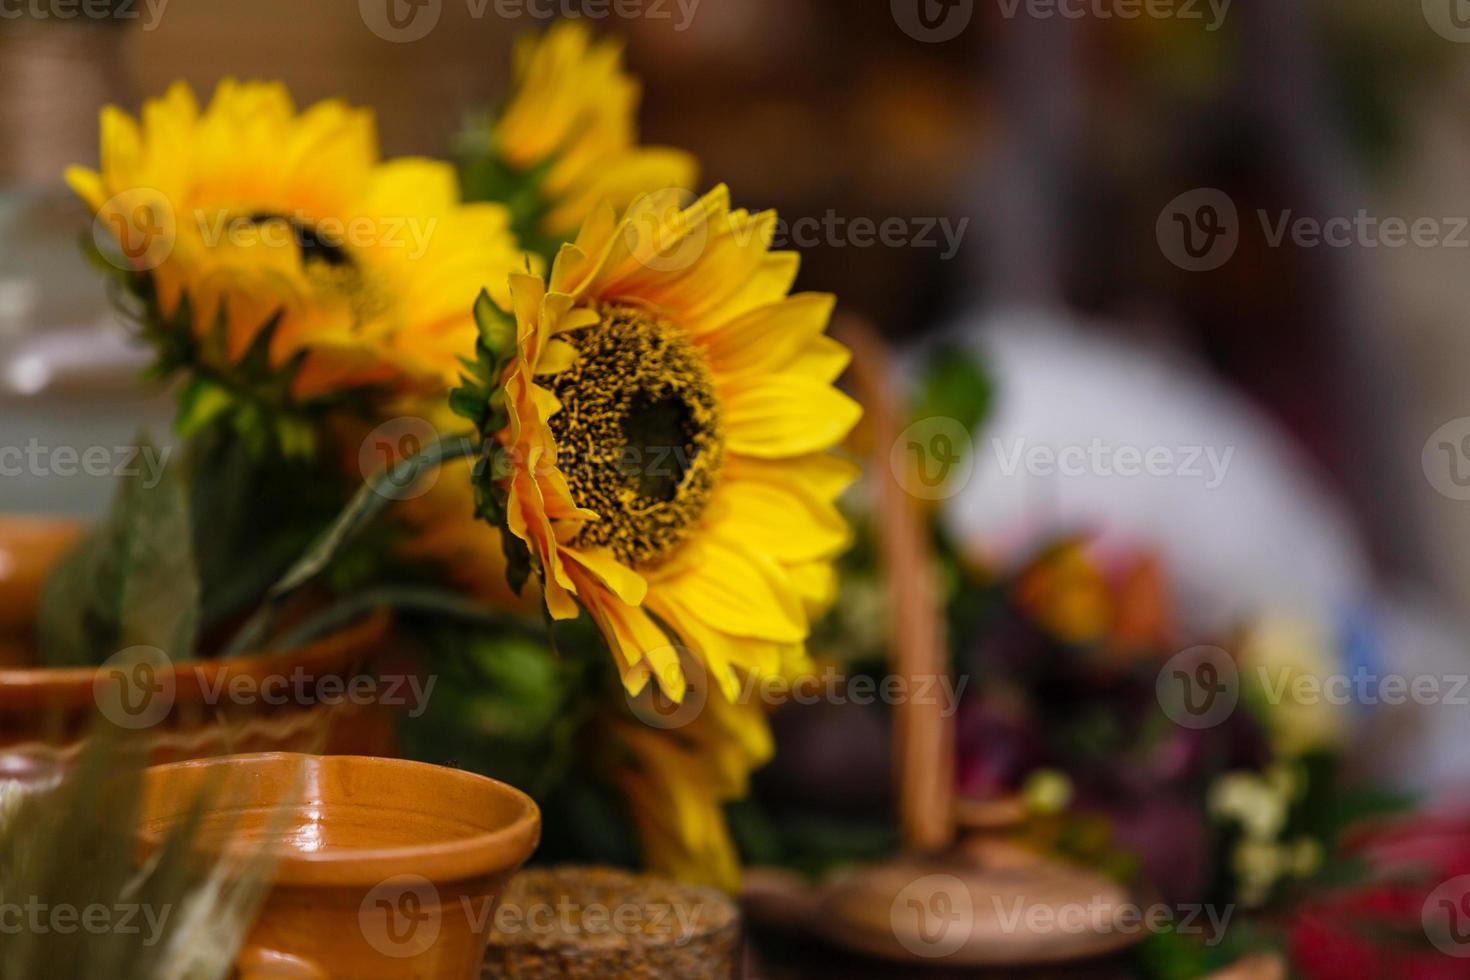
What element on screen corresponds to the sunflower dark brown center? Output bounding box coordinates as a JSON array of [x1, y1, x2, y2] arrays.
[[246, 213, 351, 267], [239, 213, 388, 322], [545, 303, 723, 569]]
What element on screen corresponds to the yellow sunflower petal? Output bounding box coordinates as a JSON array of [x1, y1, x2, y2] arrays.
[[579, 579, 685, 700], [63, 166, 106, 213], [706, 475, 851, 563], [494, 20, 699, 237], [652, 536, 806, 644], [723, 377, 863, 459], [566, 546, 647, 607], [700, 293, 836, 379]]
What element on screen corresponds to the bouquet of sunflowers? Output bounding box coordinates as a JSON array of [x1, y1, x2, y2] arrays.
[[53, 20, 860, 893]]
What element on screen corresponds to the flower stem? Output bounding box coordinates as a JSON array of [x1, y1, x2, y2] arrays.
[[222, 434, 479, 656], [270, 584, 537, 651]]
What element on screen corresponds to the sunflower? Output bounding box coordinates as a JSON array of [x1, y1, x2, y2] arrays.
[[67, 79, 523, 402], [488, 20, 698, 242], [605, 689, 774, 892], [478, 184, 861, 705]]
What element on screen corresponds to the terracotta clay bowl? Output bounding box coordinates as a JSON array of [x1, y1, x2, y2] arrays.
[[0, 515, 396, 785], [140, 752, 541, 980]]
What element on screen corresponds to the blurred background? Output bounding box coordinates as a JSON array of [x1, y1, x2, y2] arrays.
[[4, 0, 1470, 893], [5, 0, 1469, 586], [12, 1, 1470, 974]]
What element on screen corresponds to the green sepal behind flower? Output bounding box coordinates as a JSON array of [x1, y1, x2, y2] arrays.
[[458, 136, 562, 261], [451, 287, 533, 596], [95, 249, 326, 461]]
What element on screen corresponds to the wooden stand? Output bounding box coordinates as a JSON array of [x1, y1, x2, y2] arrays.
[[784, 319, 1145, 968]]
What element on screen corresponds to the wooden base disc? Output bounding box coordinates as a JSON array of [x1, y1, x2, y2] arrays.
[[816, 854, 1147, 967], [483, 866, 740, 979]]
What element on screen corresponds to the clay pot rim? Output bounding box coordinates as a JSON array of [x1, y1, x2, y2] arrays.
[[140, 752, 542, 887], [0, 514, 391, 706], [0, 611, 392, 709]]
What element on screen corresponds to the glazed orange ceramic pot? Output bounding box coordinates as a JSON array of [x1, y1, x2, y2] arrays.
[[140, 753, 541, 980], [0, 516, 397, 784]]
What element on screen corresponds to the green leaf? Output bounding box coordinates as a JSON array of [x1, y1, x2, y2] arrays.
[[502, 530, 533, 596], [174, 377, 235, 439], [449, 383, 489, 427], [37, 435, 201, 666], [35, 533, 107, 666], [458, 149, 560, 258], [184, 423, 348, 630], [222, 435, 477, 655], [273, 414, 317, 459], [473, 288, 516, 360], [911, 344, 993, 434]]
